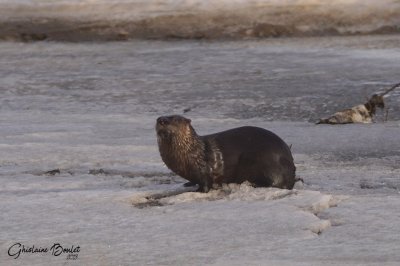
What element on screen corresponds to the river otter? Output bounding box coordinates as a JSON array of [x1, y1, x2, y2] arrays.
[[156, 115, 296, 192]]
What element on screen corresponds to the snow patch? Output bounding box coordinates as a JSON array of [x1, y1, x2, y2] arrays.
[[130, 182, 299, 207], [130, 182, 341, 236]]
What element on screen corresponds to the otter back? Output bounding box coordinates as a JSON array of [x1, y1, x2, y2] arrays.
[[202, 126, 295, 190]]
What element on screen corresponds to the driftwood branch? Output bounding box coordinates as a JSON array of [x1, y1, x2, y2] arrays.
[[380, 82, 400, 96]]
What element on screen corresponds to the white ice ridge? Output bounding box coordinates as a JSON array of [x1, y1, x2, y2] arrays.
[[130, 183, 341, 235]]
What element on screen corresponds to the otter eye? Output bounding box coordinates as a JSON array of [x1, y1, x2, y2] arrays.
[[157, 117, 169, 125]]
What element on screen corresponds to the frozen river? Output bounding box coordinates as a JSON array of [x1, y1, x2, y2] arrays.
[[0, 35, 400, 265]]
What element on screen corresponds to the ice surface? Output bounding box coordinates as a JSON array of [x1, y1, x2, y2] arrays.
[[1, 36, 400, 265]]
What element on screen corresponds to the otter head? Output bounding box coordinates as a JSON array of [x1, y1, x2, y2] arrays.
[[156, 115, 193, 142], [156, 115, 202, 179]]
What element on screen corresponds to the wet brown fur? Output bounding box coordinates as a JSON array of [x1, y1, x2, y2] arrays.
[[156, 115, 296, 192], [156, 116, 208, 186]]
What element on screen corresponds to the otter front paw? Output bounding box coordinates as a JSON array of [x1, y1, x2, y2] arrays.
[[197, 185, 210, 193]]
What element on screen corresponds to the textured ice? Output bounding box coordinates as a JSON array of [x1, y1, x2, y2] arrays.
[[1, 36, 400, 265]]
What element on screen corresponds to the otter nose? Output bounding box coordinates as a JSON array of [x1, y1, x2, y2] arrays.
[[157, 117, 169, 125]]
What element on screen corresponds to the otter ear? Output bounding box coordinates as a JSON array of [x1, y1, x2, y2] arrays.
[[185, 118, 191, 124]]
